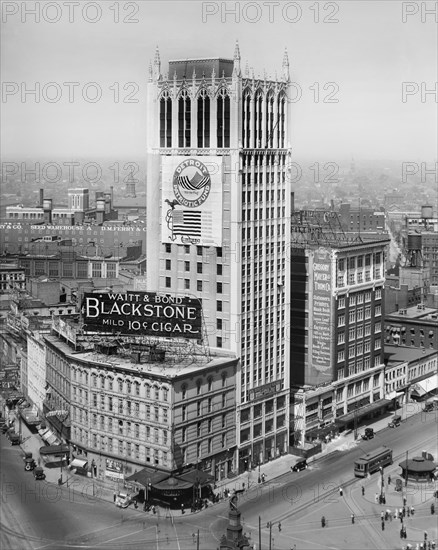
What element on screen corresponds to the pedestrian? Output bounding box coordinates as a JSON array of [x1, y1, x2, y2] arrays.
[[339, 487, 343, 497], [181, 503, 185, 515], [403, 506, 406, 517], [403, 497, 407, 506], [278, 522, 281, 532], [411, 506, 415, 515], [385, 510, 389, 521], [321, 516, 326, 528], [388, 475, 391, 485], [425, 532, 428, 542], [362, 486, 365, 497], [375, 493, 379, 503], [381, 520, 385, 531], [381, 511, 384, 521], [407, 506, 411, 517], [431, 503, 435, 515], [351, 513, 355, 524]]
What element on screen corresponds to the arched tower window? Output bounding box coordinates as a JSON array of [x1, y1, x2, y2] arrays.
[[277, 92, 286, 148], [178, 89, 191, 148], [197, 89, 210, 148], [159, 90, 172, 148], [242, 89, 251, 149], [265, 91, 275, 149], [217, 87, 230, 148], [253, 90, 263, 148]]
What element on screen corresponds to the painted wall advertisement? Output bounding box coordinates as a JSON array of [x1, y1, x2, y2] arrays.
[[161, 156, 223, 247], [312, 248, 333, 374], [82, 291, 202, 339], [105, 459, 124, 480]]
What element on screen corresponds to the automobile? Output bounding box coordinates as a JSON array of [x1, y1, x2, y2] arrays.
[[24, 457, 36, 471], [423, 402, 436, 412], [362, 428, 374, 440], [33, 467, 46, 480], [291, 459, 308, 472], [115, 492, 139, 508], [10, 434, 20, 445], [388, 415, 401, 428], [23, 451, 33, 462], [1, 424, 9, 434]]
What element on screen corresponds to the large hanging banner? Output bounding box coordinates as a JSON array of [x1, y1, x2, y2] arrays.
[[161, 156, 223, 247]]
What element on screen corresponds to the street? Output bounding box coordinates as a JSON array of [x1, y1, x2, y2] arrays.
[[1, 409, 437, 549]]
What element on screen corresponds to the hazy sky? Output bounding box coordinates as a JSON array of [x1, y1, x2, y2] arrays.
[[1, 0, 437, 162]]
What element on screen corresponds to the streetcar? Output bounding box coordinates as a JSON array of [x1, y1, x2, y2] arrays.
[[354, 446, 393, 477]]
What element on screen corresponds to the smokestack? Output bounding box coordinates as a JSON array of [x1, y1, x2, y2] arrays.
[[43, 199, 52, 224]]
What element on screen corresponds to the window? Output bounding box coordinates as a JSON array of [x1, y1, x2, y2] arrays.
[[338, 332, 345, 344], [165, 243, 171, 253], [165, 259, 171, 270], [197, 280, 203, 292], [338, 297, 345, 309], [217, 282, 223, 293], [338, 315, 345, 327], [184, 245, 190, 254], [165, 277, 171, 288], [185, 261, 190, 272], [217, 337, 223, 347], [197, 246, 202, 256], [184, 279, 190, 290], [217, 264, 223, 276], [217, 300, 222, 312], [182, 405, 187, 421]]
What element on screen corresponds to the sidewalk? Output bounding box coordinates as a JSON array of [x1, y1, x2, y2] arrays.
[[2, 394, 433, 515]]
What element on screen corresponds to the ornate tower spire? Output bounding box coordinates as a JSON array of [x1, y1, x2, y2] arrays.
[[153, 46, 161, 80], [148, 61, 153, 82], [233, 40, 241, 77], [282, 47, 290, 81]]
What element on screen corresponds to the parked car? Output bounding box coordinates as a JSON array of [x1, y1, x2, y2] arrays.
[[1, 424, 9, 434], [33, 467, 46, 480], [388, 415, 401, 428], [115, 492, 139, 508], [291, 459, 308, 472], [423, 402, 437, 412], [362, 428, 374, 440], [10, 434, 20, 445], [24, 457, 36, 471]]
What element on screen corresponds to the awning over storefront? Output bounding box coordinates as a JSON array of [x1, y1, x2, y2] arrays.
[[70, 458, 88, 470], [177, 470, 214, 486], [336, 399, 392, 425], [39, 444, 69, 456], [411, 375, 438, 398], [305, 423, 339, 440], [126, 467, 169, 488]]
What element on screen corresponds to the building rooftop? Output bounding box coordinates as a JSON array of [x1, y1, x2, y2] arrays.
[[384, 344, 437, 365], [44, 333, 237, 380], [386, 304, 437, 320]]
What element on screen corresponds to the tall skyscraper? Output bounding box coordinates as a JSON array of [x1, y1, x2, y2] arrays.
[[146, 44, 292, 469]]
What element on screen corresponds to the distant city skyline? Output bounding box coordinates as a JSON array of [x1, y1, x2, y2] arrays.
[[1, 1, 437, 161]]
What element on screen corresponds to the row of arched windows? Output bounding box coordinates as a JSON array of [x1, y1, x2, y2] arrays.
[[159, 87, 230, 148]]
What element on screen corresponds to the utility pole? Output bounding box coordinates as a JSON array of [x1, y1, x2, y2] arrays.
[[269, 522, 272, 550], [259, 516, 261, 550], [196, 529, 199, 550], [405, 450, 408, 488]]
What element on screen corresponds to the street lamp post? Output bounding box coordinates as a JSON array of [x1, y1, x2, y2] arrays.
[[379, 466, 385, 504]]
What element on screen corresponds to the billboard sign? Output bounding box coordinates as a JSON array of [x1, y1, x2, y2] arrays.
[[82, 292, 203, 339], [105, 459, 124, 480], [311, 248, 333, 374], [161, 156, 223, 246]]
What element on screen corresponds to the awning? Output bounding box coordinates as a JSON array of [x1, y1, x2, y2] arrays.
[[177, 469, 215, 486], [336, 399, 392, 425], [411, 375, 438, 397], [126, 467, 169, 487], [305, 423, 339, 439], [39, 444, 69, 456], [70, 458, 88, 470]]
